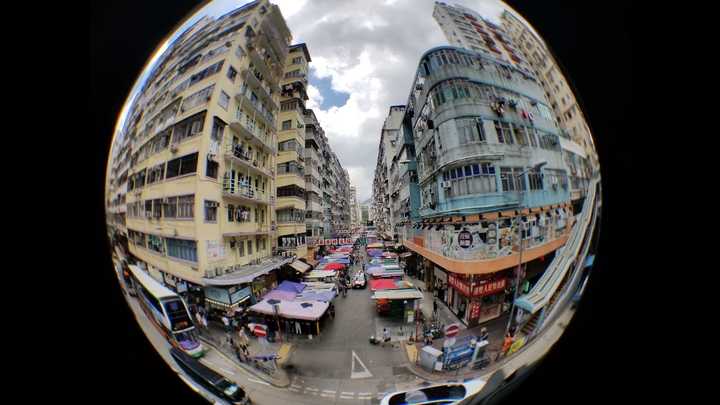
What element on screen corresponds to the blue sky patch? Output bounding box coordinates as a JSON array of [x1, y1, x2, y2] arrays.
[[310, 68, 350, 110]]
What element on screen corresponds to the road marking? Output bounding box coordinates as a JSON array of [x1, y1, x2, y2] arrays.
[[320, 393, 336, 398], [341, 392, 354, 395], [358, 396, 372, 400], [358, 392, 372, 395], [322, 390, 336, 394], [351, 350, 373, 379], [247, 377, 270, 386], [291, 384, 303, 389], [340, 395, 355, 400], [288, 387, 301, 393], [305, 387, 319, 392]]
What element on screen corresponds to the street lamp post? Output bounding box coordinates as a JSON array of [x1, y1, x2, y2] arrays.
[[504, 161, 547, 338]]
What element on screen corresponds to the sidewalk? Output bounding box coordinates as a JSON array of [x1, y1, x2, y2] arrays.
[[198, 322, 292, 388]]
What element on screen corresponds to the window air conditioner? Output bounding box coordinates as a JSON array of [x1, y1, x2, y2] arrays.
[[441, 181, 452, 189]]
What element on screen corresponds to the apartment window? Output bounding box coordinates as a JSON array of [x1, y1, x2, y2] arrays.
[[211, 117, 225, 142], [282, 120, 292, 130], [147, 234, 164, 254], [146, 164, 165, 185], [512, 124, 528, 145], [188, 60, 224, 87], [247, 239, 253, 255], [494, 120, 514, 144], [528, 127, 538, 147], [219, 90, 230, 110], [204, 200, 218, 222], [500, 167, 526, 191], [281, 100, 299, 111], [528, 169, 543, 190], [152, 198, 163, 219], [172, 111, 206, 144], [177, 194, 195, 218], [166, 238, 197, 262], [180, 84, 214, 113], [227, 204, 235, 222], [206, 159, 219, 179], [238, 240, 245, 257], [455, 118, 485, 144], [227, 66, 238, 82], [292, 56, 304, 64], [144, 200, 153, 218], [165, 152, 198, 179]]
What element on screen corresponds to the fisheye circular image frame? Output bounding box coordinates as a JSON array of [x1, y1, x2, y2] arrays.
[[104, 1, 603, 404]]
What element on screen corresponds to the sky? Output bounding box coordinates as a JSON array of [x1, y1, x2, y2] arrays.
[[112, 0, 539, 202]]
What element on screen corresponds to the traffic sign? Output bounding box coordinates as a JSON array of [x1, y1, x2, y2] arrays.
[[444, 323, 460, 338]]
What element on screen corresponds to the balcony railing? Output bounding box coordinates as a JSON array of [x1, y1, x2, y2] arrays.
[[235, 90, 275, 128], [242, 69, 278, 111], [224, 143, 273, 177], [230, 112, 276, 153], [222, 179, 268, 204]]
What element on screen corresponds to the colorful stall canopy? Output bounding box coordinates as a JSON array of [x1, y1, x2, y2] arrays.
[[263, 289, 297, 301], [367, 249, 384, 257], [370, 278, 398, 291], [295, 290, 336, 302], [367, 243, 384, 248], [382, 252, 398, 258], [323, 262, 345, 270], [249, 299, 329, 320], [277, 280, 306, 293]]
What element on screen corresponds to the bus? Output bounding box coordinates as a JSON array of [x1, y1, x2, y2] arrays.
[[128, 265, 205, 358]]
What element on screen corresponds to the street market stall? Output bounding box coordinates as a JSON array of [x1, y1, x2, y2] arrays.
[[370, 288, 424, 320]]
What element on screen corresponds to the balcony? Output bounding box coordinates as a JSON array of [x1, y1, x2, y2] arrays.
[[222, 223, 270, 238], [242, 69, 278, 111], [229, 112, 276, 153], [234, 90, 276, 130], [224, 143, 273, 178], [222, 180, 269, 205]]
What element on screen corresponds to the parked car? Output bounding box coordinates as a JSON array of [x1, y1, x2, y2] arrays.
[[170, 347, 251, 404], [352, 273, 366, 289], [380, 379, 485, 405]]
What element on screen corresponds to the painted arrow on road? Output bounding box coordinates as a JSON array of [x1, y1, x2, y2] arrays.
[[351, 350, 373, 379]]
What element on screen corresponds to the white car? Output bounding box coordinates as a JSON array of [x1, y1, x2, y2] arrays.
[[380, 379, 485, 405]]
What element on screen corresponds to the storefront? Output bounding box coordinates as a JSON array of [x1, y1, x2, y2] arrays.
[[434, 266, 448, 302], [446, 273, 508, 327], [251, 271, 278, 304], [203, 285, 253, 314]]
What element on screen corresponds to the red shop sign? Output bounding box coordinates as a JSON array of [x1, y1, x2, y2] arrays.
[[472, 278, 507, 297], [469, 302, 482, 320], [448, 274, 472, 297]]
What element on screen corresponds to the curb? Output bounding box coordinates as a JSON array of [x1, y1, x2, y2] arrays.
[[399, 341, 496, 383], [198, 336, 291, 388]]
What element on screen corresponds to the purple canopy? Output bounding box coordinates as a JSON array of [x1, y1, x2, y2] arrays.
[[263, 289, 297, 301], [277, 280, 306, 293], [368, 249, 384, 257], [296, 291, 336, 302]]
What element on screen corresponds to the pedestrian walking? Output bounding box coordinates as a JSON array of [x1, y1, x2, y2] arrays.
[[222, 314, 231, 333], [433, 299, 438, 318], [196, 311, 204, 329], [382, 327, 391, 347], [295, 320, 302, 335], [479, 327, 489, 343], [497, 332, 514, 361]]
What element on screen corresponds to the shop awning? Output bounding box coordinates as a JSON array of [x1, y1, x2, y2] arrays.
[[399, 252, 413, 258], [304, 270, 338, 280], [202, 256, 293, 286], [371, 288, 424, 300], [249, 299, 329, 320], [262, 289, 297, 301], [370, 278, 398, 291], [277, 280, 306, 293], [289, 260, 311, 274], [367, 243, 384, 248]]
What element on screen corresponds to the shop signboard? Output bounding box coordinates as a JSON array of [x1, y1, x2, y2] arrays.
[[204, 286, 231, 304], [316, 238, 354, 246], [472, 278, 507, 297], [176, 281, 188, 294], [448, 274, 472, 297], [469, 302, 482, 321], [230, 286, 252, 304]]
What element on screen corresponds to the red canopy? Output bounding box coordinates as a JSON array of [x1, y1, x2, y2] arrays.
[[324, 262, 345, 270], [370, 278, 398, 291]]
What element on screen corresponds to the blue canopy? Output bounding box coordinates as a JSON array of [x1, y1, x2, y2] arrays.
[[277, 280, 305, 293], [296, 291, 336, 302]]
